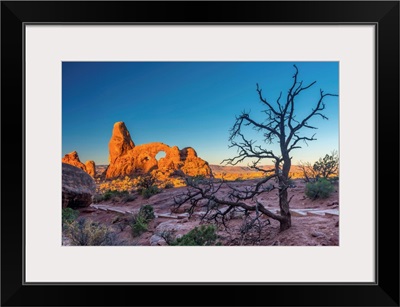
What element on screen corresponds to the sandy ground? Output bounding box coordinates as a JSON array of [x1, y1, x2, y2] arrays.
[[66, 179, 339, 246]]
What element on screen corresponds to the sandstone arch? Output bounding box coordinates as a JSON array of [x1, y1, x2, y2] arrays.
[[105, 122, 212, 179]]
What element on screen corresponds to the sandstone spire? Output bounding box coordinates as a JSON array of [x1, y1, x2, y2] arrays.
[[108, 121, 135, 164]]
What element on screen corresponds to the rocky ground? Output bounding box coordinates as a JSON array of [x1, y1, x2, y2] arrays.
[[64, 178, 339, 246]]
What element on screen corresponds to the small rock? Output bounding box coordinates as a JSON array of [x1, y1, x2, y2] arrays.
[[150, 235, 165, 246], [311, 231, 325, 238]]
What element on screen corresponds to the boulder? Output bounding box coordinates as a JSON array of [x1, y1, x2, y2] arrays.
[[105, 122, 212, 179], [62, 163, 96, 208], [62, 151, 87, 172], [85, 160, 96, 177]]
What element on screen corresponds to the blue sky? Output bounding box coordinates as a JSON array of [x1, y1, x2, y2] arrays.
[[62, 62, 339, 166]]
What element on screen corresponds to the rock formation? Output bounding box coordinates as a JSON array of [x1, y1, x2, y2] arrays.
[[62, 163, 96, 208], [62, 151, 97, 177], [105, 122, 212, 179], [109, 121, 135, 164], [85, 160, 96, 177], [62, 151, 87, 172]]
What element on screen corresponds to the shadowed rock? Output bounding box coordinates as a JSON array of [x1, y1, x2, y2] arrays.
[[62, 163, 96, 208]]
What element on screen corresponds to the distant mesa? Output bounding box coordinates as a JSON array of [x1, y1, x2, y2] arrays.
[[62, 151, 96, 177], [62, 163, 96, 208], [105, 121, 212, 179]]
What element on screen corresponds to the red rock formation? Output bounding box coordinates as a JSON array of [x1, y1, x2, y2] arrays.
[[105, 122, 212, 179], [108, 121, 135, 164], [62, 151, 87, 172], [180, 147, 212, 177], [85, 160, 96, 177], [62, 163, 96, 208]]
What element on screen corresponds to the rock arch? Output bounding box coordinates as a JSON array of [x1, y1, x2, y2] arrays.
[[105, 122, 213, 179]]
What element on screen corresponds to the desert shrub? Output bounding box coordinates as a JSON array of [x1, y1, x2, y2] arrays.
[[141, 186, 160, 199], [136, 174, 160, 199], [104, 189, 128, 200], [94, 189, 136, 203], [163, 182, 174, 189], [185, 175, 207, 187], [120, 193, 137, 202], [171, 225, 221, 246], [65, 218, 118, 246], [131, 214, 148, 237], [130, 205, 155, 237], [139, 204, 155, 220], [313, 151, 339, 179], [300, 151, 339, 183], [62, 207, 79, 225], [305, 178, 335, 200], [329, 176, 339, 184], [136, 174, 157, 190]]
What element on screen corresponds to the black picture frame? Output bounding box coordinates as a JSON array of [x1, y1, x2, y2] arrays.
[[1, 1, 399, 306]]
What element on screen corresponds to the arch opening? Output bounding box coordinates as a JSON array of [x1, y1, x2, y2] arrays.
[[156, 151, 166, 161]]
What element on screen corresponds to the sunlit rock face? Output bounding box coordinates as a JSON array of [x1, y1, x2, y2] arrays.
[[108, 121, 135, 164], [62, 151, 87, 172], [105, 121, 212, 179], [85, 160, 96, 177], [62, 151, 96, 178]]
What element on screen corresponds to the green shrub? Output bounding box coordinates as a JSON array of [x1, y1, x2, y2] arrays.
[[135, 174, 161, 199], [163, 182, 174, 189], [130, 205, 155, 237], [141, 185, 160, 199], [171, 225, 221, 246], [184, 175, 208, 187], [121, 193, 137, 202], [65, 218, 117, 246], [137, 174, 157, 190], [313, 151, 339, 179], [131, 214, 148, 237], [62, 207, 79, 225], [94, 190, 136, 203], [139, 204, 155, 221], [305, 178, 335, 200]]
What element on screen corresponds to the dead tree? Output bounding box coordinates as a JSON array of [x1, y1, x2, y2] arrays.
[[299, 161, 318, 183], [175, 65, 337, 232]]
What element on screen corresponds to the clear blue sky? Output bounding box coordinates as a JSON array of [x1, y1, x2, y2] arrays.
[[62, 62, 339, 166]]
